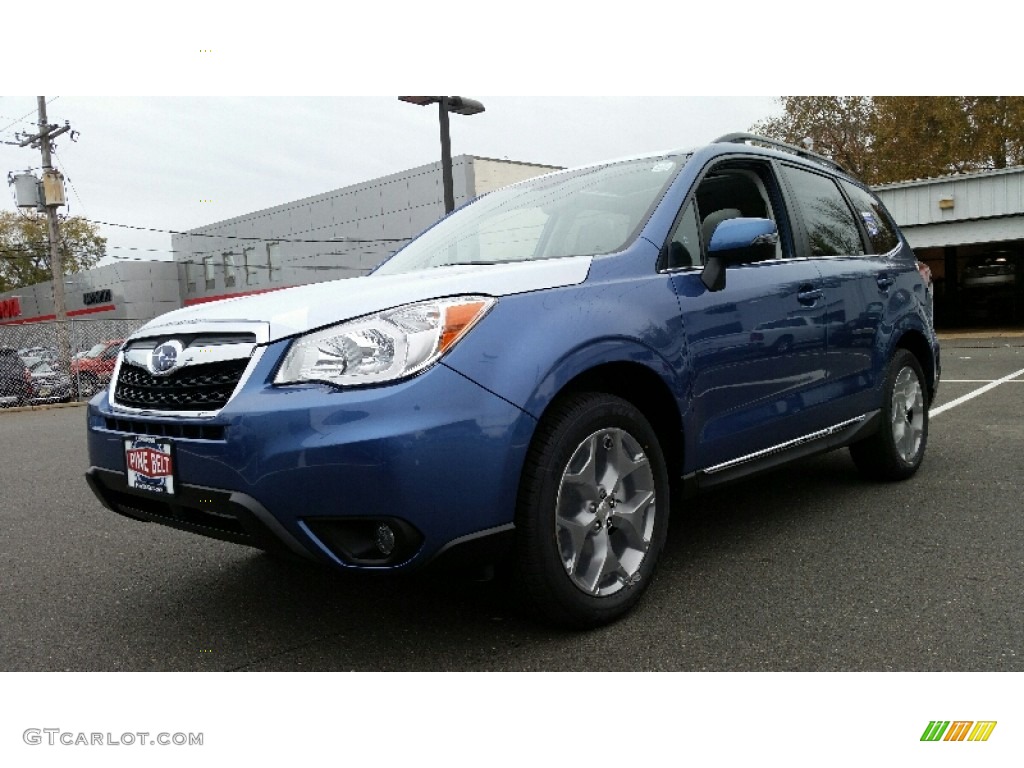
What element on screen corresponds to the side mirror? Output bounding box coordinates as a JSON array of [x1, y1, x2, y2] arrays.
[[701, 218, 779, 292]]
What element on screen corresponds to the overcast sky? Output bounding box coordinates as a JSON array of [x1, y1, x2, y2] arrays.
[[0, 95, 782, 267], [4, 2, 1012, 273]]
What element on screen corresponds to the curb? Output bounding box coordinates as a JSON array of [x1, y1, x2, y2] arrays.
[[1, 400, 89, 414]]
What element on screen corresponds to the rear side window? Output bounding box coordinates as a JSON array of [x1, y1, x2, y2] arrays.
[[839, 181, 899, 254], [781, 165, 865, 257]]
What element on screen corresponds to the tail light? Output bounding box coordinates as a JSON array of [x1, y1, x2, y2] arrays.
[[916, 260, 933, 287]]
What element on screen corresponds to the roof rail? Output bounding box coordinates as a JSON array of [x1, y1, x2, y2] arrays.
[[712, 132, 848, 175]]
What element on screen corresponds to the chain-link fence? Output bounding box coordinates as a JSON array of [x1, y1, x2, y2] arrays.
[[0, 319, 144, 408]]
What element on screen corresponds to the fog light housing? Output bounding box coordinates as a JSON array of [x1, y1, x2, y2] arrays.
[[303, 517, 423, 566], [375, 523, 396, 556]]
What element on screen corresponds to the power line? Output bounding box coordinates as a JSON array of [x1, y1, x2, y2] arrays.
[[51, 148, 87, 217], [82, 217, 411, 244], [0, 96, 59, 138]]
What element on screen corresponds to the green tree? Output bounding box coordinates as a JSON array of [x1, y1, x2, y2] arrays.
[[751, 96, 1024, 185], [874, 96, 1024, 179], [751, 96, 878, 181], [0, 212, 106, 293]]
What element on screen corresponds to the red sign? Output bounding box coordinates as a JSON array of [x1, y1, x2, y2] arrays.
[[0, 297, 21, 319], [126, 447, 173, 477]]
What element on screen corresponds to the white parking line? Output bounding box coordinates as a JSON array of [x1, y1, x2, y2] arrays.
[[931, 367, 1024, 417]]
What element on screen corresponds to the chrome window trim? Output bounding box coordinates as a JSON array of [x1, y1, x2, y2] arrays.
[[701, 415, 867, 476], [121, 341, 258, 372]]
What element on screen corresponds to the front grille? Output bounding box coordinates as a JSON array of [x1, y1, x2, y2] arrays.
[[115, 359, 249, 411], [103, 416, 226, 441]]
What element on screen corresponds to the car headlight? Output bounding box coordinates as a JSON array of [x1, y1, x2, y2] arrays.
[[274, 296, 495, 387]]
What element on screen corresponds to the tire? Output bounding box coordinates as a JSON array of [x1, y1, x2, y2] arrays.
[[850, 349, 929, 481], [773, 335, 794, 354], [515, 392, 670, 628]]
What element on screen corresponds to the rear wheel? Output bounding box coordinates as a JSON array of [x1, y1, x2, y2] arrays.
[[850, 349, 928, 481], [515, 393, 670, 628]]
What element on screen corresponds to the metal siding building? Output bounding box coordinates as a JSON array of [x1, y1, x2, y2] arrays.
[[875, 166, 1024, 326], [0, 260, 179, 325], [172, 155, 561, 306]]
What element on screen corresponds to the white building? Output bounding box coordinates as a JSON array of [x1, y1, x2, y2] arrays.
[[172, 155, 560, 306]]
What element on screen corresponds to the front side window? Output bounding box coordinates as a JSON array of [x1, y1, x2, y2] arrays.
[[666, 161, 790, 268], [781, 165, 865, 257], [664, 200, 701, 269], [375, 156, 684, 275]]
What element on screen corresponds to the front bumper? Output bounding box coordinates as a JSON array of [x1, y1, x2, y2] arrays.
[[85, 344, 535, 570]]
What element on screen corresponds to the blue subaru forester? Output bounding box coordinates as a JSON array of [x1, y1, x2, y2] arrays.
[[85, 134, 940, 627]]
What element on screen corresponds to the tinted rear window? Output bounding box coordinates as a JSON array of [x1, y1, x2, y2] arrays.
[[781, 165, 865, 257], [840, 180, 899, 254]]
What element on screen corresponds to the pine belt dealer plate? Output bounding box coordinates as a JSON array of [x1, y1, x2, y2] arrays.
[[124, 436, 175, 495]]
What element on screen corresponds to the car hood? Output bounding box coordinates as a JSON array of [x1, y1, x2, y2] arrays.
[[131, 257, 593, 343]]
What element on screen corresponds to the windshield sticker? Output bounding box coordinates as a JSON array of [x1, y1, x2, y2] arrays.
[[651, 162, 676, 173]]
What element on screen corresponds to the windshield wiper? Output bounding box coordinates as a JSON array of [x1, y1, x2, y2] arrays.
[[430, 260, 505, 268]]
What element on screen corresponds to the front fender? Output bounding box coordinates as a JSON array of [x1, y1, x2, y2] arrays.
[[441, 267, 686, 421]]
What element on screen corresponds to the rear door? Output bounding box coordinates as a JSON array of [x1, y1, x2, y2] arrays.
[[778, 164, 903, 420]]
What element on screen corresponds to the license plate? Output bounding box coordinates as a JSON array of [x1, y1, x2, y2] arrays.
[[38, 386, 52, 397], [124, 436, 175, 495]]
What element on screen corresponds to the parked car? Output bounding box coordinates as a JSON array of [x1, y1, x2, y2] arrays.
[[18, 346, 58, 366], [85, 133, 940, 627], [962, 250, 1018, 290], [71, 339, 124, 397], [27, 359, 75, 404], [0, 347, 33, 407], [749, 315, 819, 353]]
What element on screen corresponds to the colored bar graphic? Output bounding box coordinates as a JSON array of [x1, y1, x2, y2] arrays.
[[967, 722, 997, 742], [921, 721, 996, 742], [944, 721, 973, 741], [921, 721, 950, 741]]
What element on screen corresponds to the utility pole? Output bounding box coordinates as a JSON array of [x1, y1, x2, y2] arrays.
[[36, 97, 67, 328], [17, 97, 73, 370]]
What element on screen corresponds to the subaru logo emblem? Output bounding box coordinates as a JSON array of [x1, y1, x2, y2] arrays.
[[149, 340, 184, 376]]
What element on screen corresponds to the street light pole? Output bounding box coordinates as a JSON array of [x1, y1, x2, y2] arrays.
[[399, 96, 486, 215], [437, 97, 455, 214]]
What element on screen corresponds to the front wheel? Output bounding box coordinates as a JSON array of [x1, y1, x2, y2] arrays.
[[850, 349, 929, 481], [515, 393, 670, 628]]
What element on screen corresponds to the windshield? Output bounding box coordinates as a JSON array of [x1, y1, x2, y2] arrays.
[[84, 343, 107, 358], [374, 156, 683, 275]]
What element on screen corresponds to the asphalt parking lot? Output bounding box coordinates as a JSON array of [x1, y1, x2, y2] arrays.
[[1, 335, 1022, 672]]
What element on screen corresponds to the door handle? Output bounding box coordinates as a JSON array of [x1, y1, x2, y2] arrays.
[[877, 274, 895, 291]]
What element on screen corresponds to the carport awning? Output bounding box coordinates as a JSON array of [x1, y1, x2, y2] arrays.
[[903, 216, 1024, 250]]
